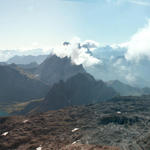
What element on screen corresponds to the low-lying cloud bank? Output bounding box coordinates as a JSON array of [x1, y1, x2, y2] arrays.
[[51, 19, 150, 66], [85, 19, 150, 87], [49, 28, 150, 87]]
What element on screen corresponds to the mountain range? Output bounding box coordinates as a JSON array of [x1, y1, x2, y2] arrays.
[[1, 54, 150, 115], [2, 45, 150, 88], [18, 73, 117, 114]]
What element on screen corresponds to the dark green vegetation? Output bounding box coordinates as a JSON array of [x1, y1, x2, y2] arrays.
[[1, 96, 150, 150], [16, 73, 117, 114]]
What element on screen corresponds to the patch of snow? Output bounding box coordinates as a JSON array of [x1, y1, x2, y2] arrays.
[[72, 128, 79, 132], [2, 132, 8, 136], [72, 140, 80, 145], [117, 111, 121, 114], [35, 74, 39, 77], [72, 141, 77, 145], [23, 120, 29, 123], [36, 146, 42, 150]]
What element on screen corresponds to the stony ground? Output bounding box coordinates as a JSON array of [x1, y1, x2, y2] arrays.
[[0, 96, 150, 150]]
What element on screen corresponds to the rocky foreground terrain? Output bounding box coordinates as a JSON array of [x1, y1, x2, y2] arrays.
[[1, 96, 150, 150]]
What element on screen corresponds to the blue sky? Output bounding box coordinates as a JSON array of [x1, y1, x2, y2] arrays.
[[0, 0, 150, 49]]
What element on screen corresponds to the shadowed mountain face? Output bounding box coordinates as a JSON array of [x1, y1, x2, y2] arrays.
[[18, 73, 117, 114], [0, 65, 49, 103], [35, 55, 86, 86]]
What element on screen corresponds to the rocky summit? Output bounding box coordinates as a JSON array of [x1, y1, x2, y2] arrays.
[[1, 96, 150, 150], [35, 55, 86, 86]]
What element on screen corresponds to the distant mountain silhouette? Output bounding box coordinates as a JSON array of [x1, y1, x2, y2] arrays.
[[18, 73, 117, 114], [0, 62, 7, 65], [107, 80, 150, 96], [7, 55, 48, 64], [17, 62, 38, 69], [107, 80, 141, 96], [0, 65, 49, 103]]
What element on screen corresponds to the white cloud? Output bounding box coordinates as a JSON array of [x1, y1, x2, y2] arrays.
[[125, 19, 150, 61], [110, 42, 129, 50], [65, 0, 150, 6], [126, 73, 136, 83], [113, 58, 122, 67], [51, 37, 101, 67], [105, 0, 150, 6], [129, 0, 150, 6], [32, 42, 39, 47]]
